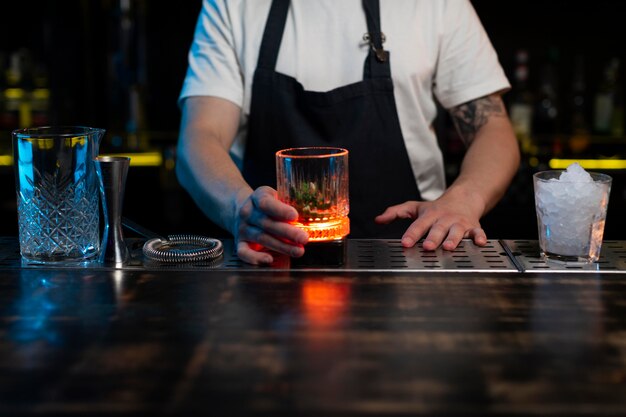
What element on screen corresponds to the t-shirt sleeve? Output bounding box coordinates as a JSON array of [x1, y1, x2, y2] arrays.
[[178, 0, 243, 108], [433, 0, 510, 109]]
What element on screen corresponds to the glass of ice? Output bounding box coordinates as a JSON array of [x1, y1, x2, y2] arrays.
[[276, 147, 350, 242], [533, 163, 612, 263]]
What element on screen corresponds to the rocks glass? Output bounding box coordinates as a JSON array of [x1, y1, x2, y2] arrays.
[[276, 147, 349, 241], [13, 126, 104, 264], [533, 166, 612, 263]]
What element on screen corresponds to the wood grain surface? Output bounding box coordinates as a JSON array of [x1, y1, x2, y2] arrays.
[[0, 266, 625, 415]]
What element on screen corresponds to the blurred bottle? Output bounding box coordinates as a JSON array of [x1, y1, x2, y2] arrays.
[[593, 58, 620, 135], [1, 51, 24, 130], [532, 47, 560, 138], [1, 49, 38, 130], [18, 51, 34, 129], [568, 55, 591, 154], [611, 60, 624, 138], [509, 49, 535, 154], [126, 84, 148, 150], [30, 63, 50, 127], [0, 52, 6, 130]]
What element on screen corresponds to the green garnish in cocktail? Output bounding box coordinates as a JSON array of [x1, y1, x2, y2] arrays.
[[289, 181, 332, 218]]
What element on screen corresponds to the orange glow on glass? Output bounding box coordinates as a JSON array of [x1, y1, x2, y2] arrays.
[[276, 147, 350, 241]]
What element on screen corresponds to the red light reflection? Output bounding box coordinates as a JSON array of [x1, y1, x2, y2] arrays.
[[301, 280, 351, 327]]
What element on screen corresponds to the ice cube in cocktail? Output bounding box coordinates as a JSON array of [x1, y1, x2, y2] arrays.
[[533, 163, 612, 263]]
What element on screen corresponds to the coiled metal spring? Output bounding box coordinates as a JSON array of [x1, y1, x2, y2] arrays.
[[142, 234, 224, 263]]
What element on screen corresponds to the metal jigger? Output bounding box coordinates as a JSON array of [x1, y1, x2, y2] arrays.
[[95, 156, 131, 266]]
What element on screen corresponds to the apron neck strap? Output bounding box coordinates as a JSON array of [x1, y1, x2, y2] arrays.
[[256, 0, 391, 79], [256, 0, 290, 70], [363, 0, 383, 48], [362, 0, 391, 79]]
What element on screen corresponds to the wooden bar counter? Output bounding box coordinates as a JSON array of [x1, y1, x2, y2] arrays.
[[0, 238, 625, 416]]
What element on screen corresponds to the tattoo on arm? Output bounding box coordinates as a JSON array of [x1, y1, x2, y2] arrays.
[[450, 95, 506, 145]]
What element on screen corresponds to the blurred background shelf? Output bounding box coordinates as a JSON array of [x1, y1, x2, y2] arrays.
[[1, 0, 625, 240]]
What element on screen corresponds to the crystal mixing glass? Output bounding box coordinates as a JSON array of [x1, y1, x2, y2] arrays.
[[13, 126, 105, 264]]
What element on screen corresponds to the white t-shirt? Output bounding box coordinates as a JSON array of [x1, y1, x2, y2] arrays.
[[179, 0, 510, 201]]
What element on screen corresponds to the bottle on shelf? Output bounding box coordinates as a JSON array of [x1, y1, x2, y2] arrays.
[[610, 59, 623, 138], [508, 49, 535, 155], [1, 51, 24, 131], [532, 47, 560, 138], [30, 63, 50, 127], [0, 52, 6, 131], [593, 57, 620, 136], [568, 54, 591, 154], [0, 49, 38, 130]]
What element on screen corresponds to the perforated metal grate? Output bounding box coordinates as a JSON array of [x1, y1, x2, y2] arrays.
[[338, 239, 517, 272], [131, 239, 519, 272], [503, 240, 626, 273], [2, 237, 626, 273]]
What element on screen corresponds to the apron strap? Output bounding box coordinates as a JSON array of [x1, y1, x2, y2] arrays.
[[257, 0, 391, 79], [256, 0, 290, 70], [362, 0, 391, 79]]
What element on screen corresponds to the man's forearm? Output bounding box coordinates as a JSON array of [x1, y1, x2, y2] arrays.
[[454, 120, 520, 214], [176, 134, 252, 235], [176, 97, 251, 235], [449, 94, 521, 216]]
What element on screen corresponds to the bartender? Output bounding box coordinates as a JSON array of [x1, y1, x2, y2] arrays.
[[176, 0, 520, 265]]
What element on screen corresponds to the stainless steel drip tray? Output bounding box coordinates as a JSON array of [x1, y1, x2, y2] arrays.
[[3, 238, 626, 273], [503, 240, 626, 274], [127, 238, 520, 272], [109, 239, 626, 273]]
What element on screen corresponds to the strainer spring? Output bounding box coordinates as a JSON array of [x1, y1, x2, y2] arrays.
[[142, 234, 224, 263]]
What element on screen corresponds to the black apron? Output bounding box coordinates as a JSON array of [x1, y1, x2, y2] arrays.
[[242, 0, 421, 238]]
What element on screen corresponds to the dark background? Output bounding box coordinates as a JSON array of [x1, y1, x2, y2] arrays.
[[1, 0, 625, 240]]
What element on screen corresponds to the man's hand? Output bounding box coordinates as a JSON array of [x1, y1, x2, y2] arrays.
[[177, 97, 310, 265], [375, 186, 487, 251], [376, 93, 519, 251], [233, 186, 309, 265]]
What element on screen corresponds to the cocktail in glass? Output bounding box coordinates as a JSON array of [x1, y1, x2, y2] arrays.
[[276, 147, 349, 241]]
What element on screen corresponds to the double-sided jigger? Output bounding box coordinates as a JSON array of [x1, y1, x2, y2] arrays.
[[95, 156, 130, 266]]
